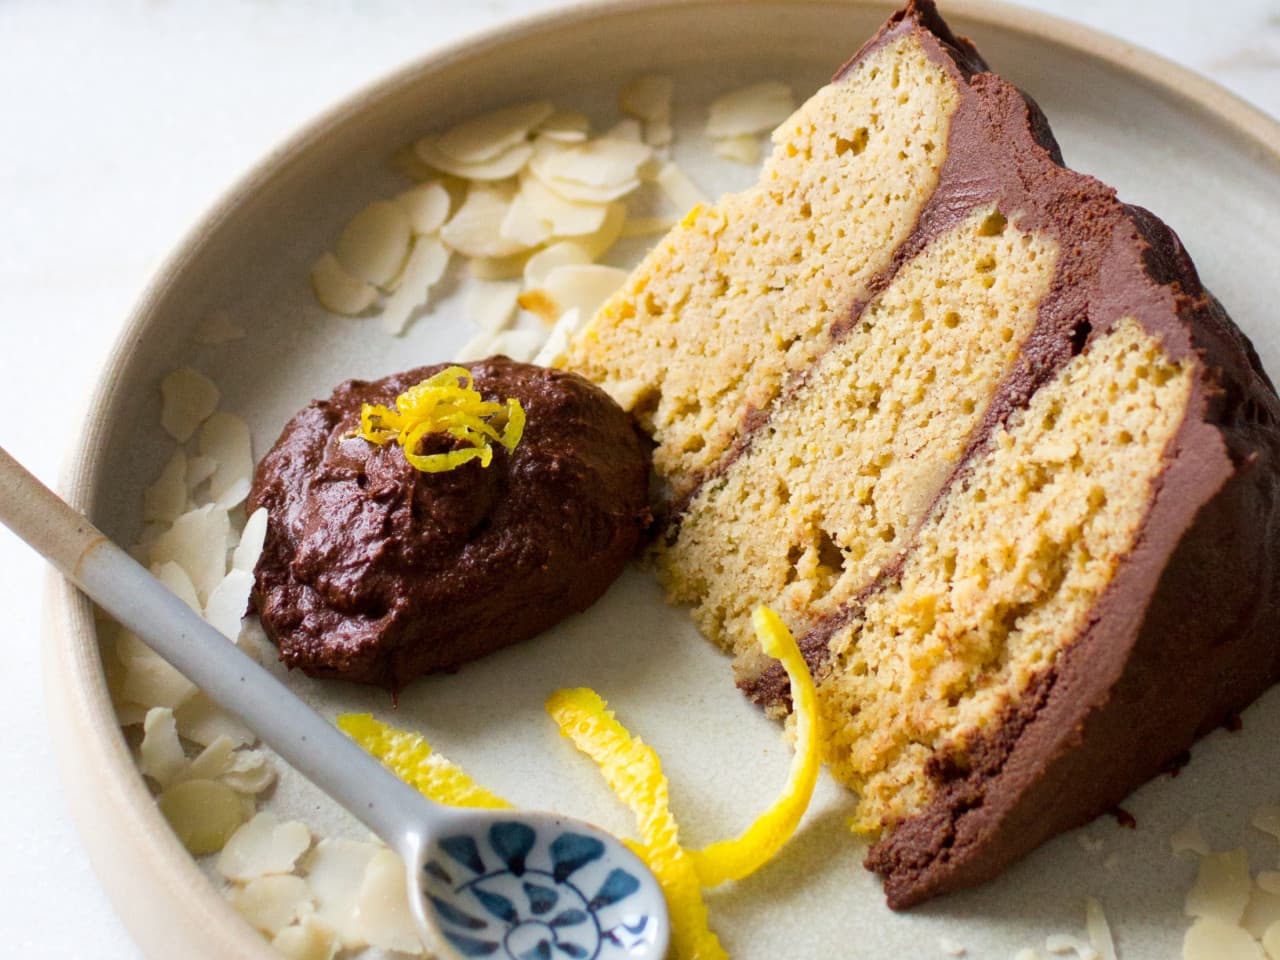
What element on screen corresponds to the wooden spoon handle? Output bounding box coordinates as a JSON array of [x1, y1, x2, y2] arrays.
[[0, 444, 106, 579]]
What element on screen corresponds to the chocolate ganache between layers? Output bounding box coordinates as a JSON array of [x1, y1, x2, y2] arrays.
[[248, 356, 651, 692]]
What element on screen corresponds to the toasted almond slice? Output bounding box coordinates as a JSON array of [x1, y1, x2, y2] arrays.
[[160, 367, 220, 443], [143, 451, 188, 525], [380, 236, 452, 336], [538, 264, 629, 321], [183, 735, 236, 783], [533, 169, 641, 204], [533, 308, 584, 367], [394, 182, 451, 236], [577, 201, 627, 260], [713, 133, 762, 164], [537, 109, 590, 142], [205, 568, 255, 641], [489, 328, 547, 363], [1171, 818, 1211, 857], [194, 310, 246, 346], [140, 706, 187, 787], [707, 80, 795, 137], [644, 118, 674, 148], [157, 779, 247, 856], [230, 875, 314, 937], [335, 201, 412, 287], [466, 280, 521, 333], [304, 839, 381, 949], [1182, 916, 1265, 960], [468, 250, 533, 280], [414, 136, 534, 181], [439, 183, 530, 260], [218, 812, 313, 882], [310, 254, 377, 316], [186, 454, 218, 492], [621, 74, 674, 123], [498, 187, 554, 247], [1043, 933, 1094, 957], [1265, 920, 1280, 959], [455, 328, 502, 363], [621, 214, 679, 238], [234, 507, 269, 572], [152, 560, 201, 614], [220, 748, 277, 795], [523, 240, 594, 288], [1186, 848, 1252, 924], [175, 690, 255, 747], [433, 101, 553, 163], [272, 915, 340, 960], [513, 171, 611, 239], [656, 161, 707, 212], [120, 648, 197, 711], [150, 504, 231, 605], [532, 136, 653, 189], [199, 412, 253, 509], [355, 849, 422, 953], [605, 118, 645, 143], [1243, 883, 1280, 939]]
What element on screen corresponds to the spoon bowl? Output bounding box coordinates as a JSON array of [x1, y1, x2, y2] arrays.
[[0, 444, 669, 960]]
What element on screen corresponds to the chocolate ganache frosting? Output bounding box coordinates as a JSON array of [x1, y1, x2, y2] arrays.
[[248, 356, 651, 692]]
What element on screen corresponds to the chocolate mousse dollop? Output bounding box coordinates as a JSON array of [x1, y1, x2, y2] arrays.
[[247, 356, 651, 691]]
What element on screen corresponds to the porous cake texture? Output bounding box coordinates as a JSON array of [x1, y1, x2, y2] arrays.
[[565, 0, 1280, 907]]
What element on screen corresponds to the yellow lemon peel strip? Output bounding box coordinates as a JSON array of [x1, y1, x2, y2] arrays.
[[689, 605, 820, 886], [356, 365, 525, 473], [546, 688, 728, 960], [337, 713, 511, 809]]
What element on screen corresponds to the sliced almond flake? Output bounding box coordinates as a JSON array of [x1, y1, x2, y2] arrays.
[[175, 690, 255, 747], [644, 118, 674, 148], [536, 110, 591, 142], [1014, 951, 1042, 960], [304, 838, 381, 949], [218, 812, 312, 882], [523, 240, 594, 288], [335, 201, 412, 288], [466, 280, 521, 333], [707, 80, 795, 137], [389, 144, 437, 183], [1259, 872, 1280, 895], [152, 560, 201, 614], [144, 451, 188, 525], [150, 504, 231, 605], [533, 168, 641, 204], [234, 507, 269, 572], [432, 101, 553, 163], [414, 136, 534, 182], [220, 748, 277, 795], [310, 254, 378, 316], [272, 915, 340, 960], [1243, 883, 1280, 939], [1264, 920, 1280, 959], [205, 568, 255, 641], [230, 875, 314, 937], [604, 118, 644, 143], [194, 310, 246, 346], [533, 308, 584, 367], [140, 707, 187, 787], [186, 454, 218, 493], [621, 214, 679, 238], [1044, 933, 1096, 958], [534, 264, 629, 321], [489, 328, 547, 363], [439, 183, 531, 260], [497, 187, 555, 248], [121, 649, 197, 711], [1253, 806, 1280, 842], [380, 235, 452, 336], [468, 250, 534, 281], [157, 778, 247, 856], [394, 182, 451, 236], [1183, 916, 1266, 960], [160, 367, 220, 443], [355, 848, 422, 953], [713, 133, 762, 164], [1084, 898, 1117, 960], [1186, 848, 1252, 924], [620, 74, 674, 123], [524, 171, 612, 238], [183, 735, 235, 783], [577, 201, 627, 260], [655, 161, 707, 212], [455, 328, 502, 363], [237, 618, 271, 663], [198, 412, 253, 509], [531, 136, 653, 190], [1172, 818, 1211, 857]]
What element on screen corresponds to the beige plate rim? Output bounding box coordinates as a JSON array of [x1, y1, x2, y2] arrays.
[[41, 1, 1280, 957]]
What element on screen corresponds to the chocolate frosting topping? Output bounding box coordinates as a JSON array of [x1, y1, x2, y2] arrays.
[[248, 356, 651, 692]]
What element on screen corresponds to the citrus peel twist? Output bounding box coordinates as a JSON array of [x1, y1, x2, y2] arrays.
[[356, 365, 525, 473]]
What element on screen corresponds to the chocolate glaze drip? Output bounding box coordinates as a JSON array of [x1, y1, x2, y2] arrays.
[[734, 0, 1280, 908], [248, 357, 651, 693]]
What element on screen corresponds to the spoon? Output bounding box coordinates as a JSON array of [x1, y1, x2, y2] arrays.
[[0, 444, 669, 960]]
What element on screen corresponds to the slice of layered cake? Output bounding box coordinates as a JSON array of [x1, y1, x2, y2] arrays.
[[565, 0, 1280, 907]]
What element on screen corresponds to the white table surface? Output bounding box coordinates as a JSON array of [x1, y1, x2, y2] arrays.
[[1, 1, 1276, 955]]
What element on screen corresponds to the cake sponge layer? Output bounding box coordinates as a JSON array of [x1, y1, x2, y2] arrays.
[[567, 32, 961, 497]]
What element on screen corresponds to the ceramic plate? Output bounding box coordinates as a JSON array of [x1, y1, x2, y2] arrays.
[[44, 1, 1280, 957]]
